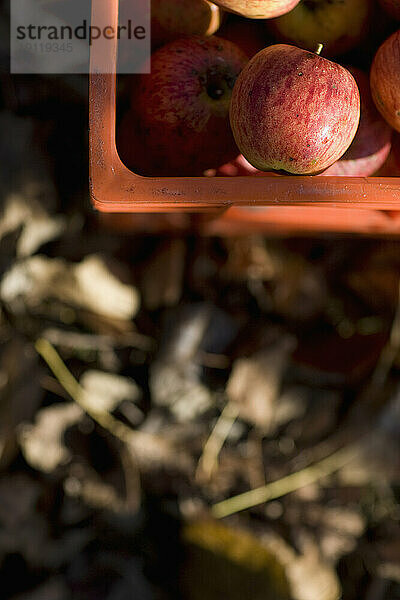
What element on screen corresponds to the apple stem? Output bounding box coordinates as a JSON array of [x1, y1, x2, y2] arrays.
[[314, 43, 324, 56]]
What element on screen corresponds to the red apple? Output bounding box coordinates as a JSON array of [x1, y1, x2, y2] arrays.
[[320, 68, 392, 177], [211, 0, 300, 19], [370, 30, 400, 133], [267, 0, 373, 57], [150, 0, 223, 49], [122, 36, 247, 176], [378, 0, 400, 20], [218, 16, 268, 58], [215, 154, 262, 175], [204, 154, 279, 175], [230, 44, 360, 175]]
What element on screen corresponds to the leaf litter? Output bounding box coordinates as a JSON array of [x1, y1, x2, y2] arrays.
[[0, 73, 399, 600]]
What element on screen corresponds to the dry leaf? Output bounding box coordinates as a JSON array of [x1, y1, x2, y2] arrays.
[[80, 370, 141, 414], [0, 195, 65, 257], [18, 403, 83, 472], [262, 533, 341, 600], [226, 335, 296, 431], [73, 255, 140, 320], [1, 254, 140, 320]]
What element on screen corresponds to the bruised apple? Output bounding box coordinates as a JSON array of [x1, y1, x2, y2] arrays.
[[211, 0, 300, 19], [370, 30, 400, 133], [123, 36, 247, 176], [151, 0, 223, 49], [268, 0, 373, 57], [230, 44, 360, 174], [321, 68, 392, 176]]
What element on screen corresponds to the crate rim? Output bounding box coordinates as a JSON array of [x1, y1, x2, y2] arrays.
[[89, 0, 400, 234]]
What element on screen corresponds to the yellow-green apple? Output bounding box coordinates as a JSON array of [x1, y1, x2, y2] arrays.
[[218, 16, 269, 58], [122, 36, 246, 176], [320, 68, 392, 176], [378, 0, 400, 20], [230, 44, 360, 174], [267, 0, 373, 57], [151, 0, 223, 49], [211, 0, 301, 19], [370, 30, 400, 133]]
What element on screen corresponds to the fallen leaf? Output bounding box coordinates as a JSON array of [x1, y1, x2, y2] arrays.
[[18, 402, 83, 472], [1, 254, 140, 321], [262, 533, 341, 600], [74, 255, 140, 320], [226, 335, 296, 431], [80, 370, 141, 414], [0, 195, 65, 257]]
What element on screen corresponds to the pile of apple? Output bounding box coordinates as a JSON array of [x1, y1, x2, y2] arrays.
[[118, 0, 400, 178]]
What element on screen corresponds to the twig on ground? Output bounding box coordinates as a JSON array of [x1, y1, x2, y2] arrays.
[[35, 338, 183, 469], [43, 327, 155, 353], [211, 443, 360, 519], [195, 401, 239, 483]]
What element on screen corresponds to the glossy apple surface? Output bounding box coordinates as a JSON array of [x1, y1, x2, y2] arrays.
[[211, 0, 300, 18], [230, 44, 360, 174], [320, 68, 392, 176], [123, 36, 247, 176], [151, 0, 222, 49], [268, 0, 373, 57], [370, 29, 400, 133]]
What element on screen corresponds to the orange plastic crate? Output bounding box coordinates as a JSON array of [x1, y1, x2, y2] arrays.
[[89, 0, 400, 235]]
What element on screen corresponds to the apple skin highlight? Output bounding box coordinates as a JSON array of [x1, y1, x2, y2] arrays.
[[229, 44, 360, 175]]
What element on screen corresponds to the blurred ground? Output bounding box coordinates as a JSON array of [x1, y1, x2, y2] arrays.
[[0, 64, 400, 600]]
